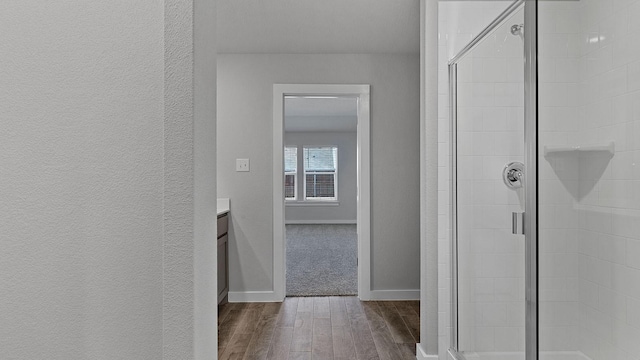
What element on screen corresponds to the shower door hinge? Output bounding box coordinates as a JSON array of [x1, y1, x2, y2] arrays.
[[512, 212, 525, 235]]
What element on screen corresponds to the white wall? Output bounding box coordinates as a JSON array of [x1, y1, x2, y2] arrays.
[[193, 0, 218, 357], [0, 2, 164, 358], [0, 1, 217, 359], [420, 1, 440, 357], [164, 0, 218, 358], [217, 53, 420, 296], [284, 131, 357, 224]]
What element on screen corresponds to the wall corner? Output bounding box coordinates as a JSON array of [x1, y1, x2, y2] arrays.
[[420, 0, 440, 356]]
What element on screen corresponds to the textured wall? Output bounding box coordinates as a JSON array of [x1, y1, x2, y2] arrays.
[[164, 0, 218, 358], [193, 0, 218, 356], [0, 1, 217, 359], [0, 1, 164, 359], [163, 0, 195, 357], [217, 54, 420, 294]]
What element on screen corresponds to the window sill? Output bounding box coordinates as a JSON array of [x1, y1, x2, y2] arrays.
[[285, 201, 340, 207]]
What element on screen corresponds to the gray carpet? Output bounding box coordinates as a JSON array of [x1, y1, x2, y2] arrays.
[[286, 224, 357, 296]]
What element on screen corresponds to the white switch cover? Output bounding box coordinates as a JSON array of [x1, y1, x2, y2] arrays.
[[236, 158, 250, 172]]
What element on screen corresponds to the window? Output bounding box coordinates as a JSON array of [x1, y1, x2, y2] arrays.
[[284, 147, 297, 200], [304, 147, 338, 201]]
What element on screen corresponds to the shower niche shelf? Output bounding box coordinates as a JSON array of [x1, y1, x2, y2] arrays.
[[543, 142, 615, 157]]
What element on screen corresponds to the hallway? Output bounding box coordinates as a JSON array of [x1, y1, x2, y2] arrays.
[[218, 297, 419, 360]]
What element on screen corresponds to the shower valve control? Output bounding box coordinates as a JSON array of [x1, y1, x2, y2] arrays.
[[512, 212, 525, 235], [503, 161, 525, 189]]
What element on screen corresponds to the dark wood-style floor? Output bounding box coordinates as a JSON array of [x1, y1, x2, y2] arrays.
[[218, 296, 420, 360]]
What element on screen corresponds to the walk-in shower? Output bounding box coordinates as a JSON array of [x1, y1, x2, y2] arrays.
[[448, 0, 640, 359]]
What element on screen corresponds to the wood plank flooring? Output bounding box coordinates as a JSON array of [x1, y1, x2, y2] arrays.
[[218, 297, 420, 360]]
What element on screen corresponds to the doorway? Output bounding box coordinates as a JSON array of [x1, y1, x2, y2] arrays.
[[272, 84, 371, 300], [284, 96, 358, 296]]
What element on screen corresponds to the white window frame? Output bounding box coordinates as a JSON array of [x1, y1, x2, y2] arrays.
[[284, 146, 298, 201], [284, 171, 297, 200], [302, 146, 338, 201]]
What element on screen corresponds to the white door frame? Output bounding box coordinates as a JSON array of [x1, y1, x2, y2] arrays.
[[273, 84, 371, 300]]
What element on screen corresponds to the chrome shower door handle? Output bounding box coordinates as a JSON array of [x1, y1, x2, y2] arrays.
[[512, 212, 524, 235]]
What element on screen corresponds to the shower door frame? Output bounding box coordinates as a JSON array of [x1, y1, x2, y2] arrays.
[[447, 0, 539, 359]]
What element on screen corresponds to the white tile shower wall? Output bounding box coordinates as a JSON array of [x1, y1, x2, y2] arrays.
[[544, 0, 640, 359], [438, 2, 521, 358], [441, 0, 640, 359], [455, 9, 526, 353], [537, 0, 583, 354], [540, 0, 640, 360]]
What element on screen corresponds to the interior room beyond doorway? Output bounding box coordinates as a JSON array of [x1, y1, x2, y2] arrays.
[[284, 95, 359, 297]]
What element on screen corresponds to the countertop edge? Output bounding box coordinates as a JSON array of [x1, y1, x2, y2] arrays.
[[217, 198, 230, 217]]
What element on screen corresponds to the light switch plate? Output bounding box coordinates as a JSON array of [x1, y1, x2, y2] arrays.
[[236, 158, 250, 172]]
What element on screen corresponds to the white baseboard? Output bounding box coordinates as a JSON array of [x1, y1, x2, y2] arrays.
[[285, 220, 357, 225], [228, 290, 418, 302], [368, 289, 420, 300], [227, 291, 282, 303], [416, 343, 439, 360], [451, 351, 590, 360]]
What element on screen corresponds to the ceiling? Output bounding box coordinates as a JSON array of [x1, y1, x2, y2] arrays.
[[217, 0, 420, 54], [285, 97, 357, 132], [285, 97, 357, 117]]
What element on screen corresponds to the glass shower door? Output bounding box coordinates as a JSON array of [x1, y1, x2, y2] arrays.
[[450, 2, 527, 358], [537, 0, 640, 359]]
